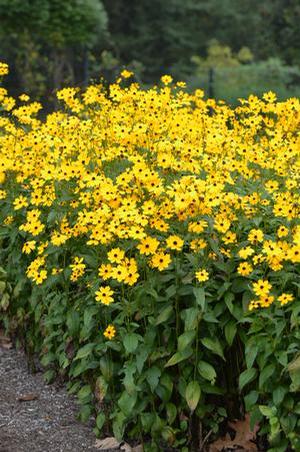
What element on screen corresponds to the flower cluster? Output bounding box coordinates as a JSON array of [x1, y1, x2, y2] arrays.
[[0, 65, 299, 339]]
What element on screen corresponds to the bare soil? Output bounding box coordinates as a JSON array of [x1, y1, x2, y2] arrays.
[[0, 345, 103, 452]]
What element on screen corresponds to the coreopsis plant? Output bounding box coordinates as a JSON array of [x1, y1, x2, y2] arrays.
[[0, 64, 299, 450]]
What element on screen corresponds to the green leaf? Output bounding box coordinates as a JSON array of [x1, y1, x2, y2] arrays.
[[78, 384, 92, 400], [113, 412, 126, 441], [118, 391, 137, 416], [79, 404, 92, 423], [165, 349, 192, 367], [123, 363, 136, 394], [193, 287, 206, 310], [136, 346, 149, 373], [96, 412, 106, 431], [225, 320, 237, 346], [245, 342, 258, 369], [224, 292, 234, 314], [0, 280, 6, 294], [74, 343, 95, 361], [66, 310, 80, 337], [95, 376, 108, 402], [166, 403, 177, 425], [244, 390, 258, 411], [185, 381, 201, 412], [201, 337, 225, 360], [259, 405, 277, 418], [178, 330, 196, 352], [198, 360, 217, 384], [146, 366, 161, 392], [273, 386, 287, 406], [123, 333, 139, 353], [239, 368, 257, 391], [259, 363, 275, 389], [231, 278, 249, 293], [181, 307, 200, 331], [155, 305, 173, 325]]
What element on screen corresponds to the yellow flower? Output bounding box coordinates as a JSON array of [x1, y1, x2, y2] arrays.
[[120, 69, 133, 79], [252, 279, 272, 297], [151, 253, 171, 271], [248, 229, 264, 244], [278, 293, 294, 306], [22, 240, 36, 254], [103, 324, 116, 340], [195, 269, 209, 282], [13, 195, 28, 210], [166, 235, 184, 251], [161, 75, 173, 85], [138, 236, 160, 255], [107, 248, 125, 264], [98, 263, 114, 280], [277, 226, 289, 238], [95, 286, 114, 305], [0, 62, 9, 76], [238, 247, 255, 259], [237, 262, 253, 276]]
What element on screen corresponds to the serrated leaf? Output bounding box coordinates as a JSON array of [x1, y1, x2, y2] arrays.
[[185, 381, 201, 412], [123, 333, 139, 353], [146, 366, 161, 392]]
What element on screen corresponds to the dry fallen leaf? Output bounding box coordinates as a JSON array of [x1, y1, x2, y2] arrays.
[[0, 332, 13, 349], [209, 414, 259, 451], [95, 437, 131, 450], [131, 446, 143, 452], [17, 393, 39, 402]]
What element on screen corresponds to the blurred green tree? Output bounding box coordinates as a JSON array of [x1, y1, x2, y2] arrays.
[[0, 0, 108, 96]]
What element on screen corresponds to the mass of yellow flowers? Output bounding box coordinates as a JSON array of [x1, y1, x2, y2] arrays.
[[0, 64, 299, 339]]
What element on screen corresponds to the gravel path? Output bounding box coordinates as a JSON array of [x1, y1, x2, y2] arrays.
[[0, 344, 102, 452]]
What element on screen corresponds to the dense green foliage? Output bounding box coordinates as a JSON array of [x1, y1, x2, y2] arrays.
[[1, 0, 300, 102]]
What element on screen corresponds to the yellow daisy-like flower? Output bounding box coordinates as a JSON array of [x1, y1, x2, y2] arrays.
[[95, 286, 114, 305], [137, 236, 160, 255], [120, 69, 133, 79], [166, 235, 184, 251], [151, 252, 171, 271], [277, 226, 289, 238], [103, 324, 116, 340], [237, 262, 253, 276], [195, 269, 209, 282], [107, 248, 125, 264], [248, 229, 264, 244], [252, 279, 272, 297], [278, 293, 294, 306], [98, 263, 114, 280], [22, 240, 36, 254], [238, 247, 255, 259]]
